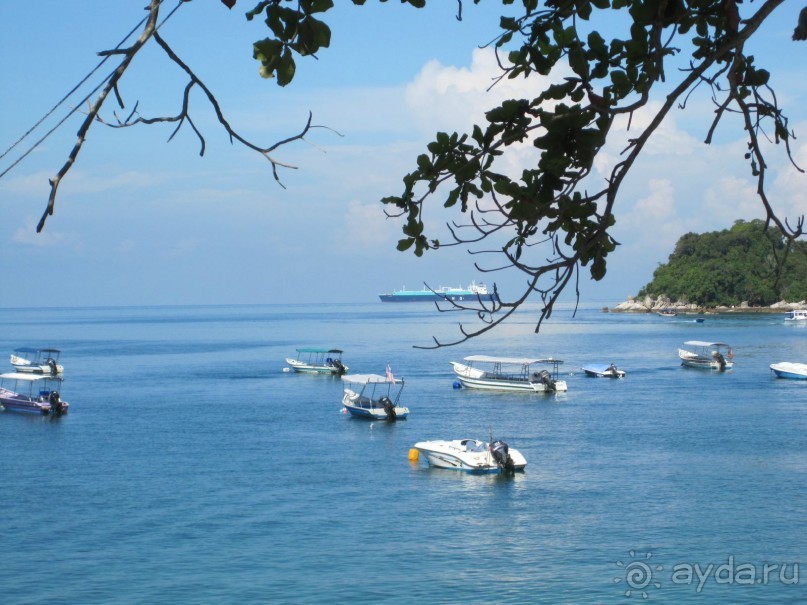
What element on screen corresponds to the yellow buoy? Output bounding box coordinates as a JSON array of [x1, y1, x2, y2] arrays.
[[408, 448, 419, 462]]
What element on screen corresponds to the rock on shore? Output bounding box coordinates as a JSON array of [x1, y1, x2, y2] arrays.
[[610, 296, 807, 314]]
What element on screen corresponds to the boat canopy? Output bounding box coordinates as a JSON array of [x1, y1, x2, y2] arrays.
[[0, 372, 63, 382], [682, 341, 730, 348], [463, 355, 563, 365], [296, 347, 343, 354], [342, 373, 402, 385], [13, 347, 61, 355]]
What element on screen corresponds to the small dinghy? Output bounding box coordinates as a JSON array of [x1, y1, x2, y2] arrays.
[[581, 363, 625, 378], [770, 362, 807, 380]]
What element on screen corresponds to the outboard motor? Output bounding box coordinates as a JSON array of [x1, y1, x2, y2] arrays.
[[379, 396, 396, 421], [538, 369, 556, 392], [48, 390, 65, 415], [713, 352, 726, 371], [490, 440, 515, 474], [47, 358, 59, 375], [331, 359, 346, 375]]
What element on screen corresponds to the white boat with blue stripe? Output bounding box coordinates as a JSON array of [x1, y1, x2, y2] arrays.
[[341, 373, 409, 420], [770, 362, 807, 380], [450, 355, 567, 392]]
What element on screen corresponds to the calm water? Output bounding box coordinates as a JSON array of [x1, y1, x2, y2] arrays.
[[1, 303, 805, 604]]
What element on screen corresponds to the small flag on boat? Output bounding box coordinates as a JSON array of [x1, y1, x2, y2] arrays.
[[386, 363, 394, 382]]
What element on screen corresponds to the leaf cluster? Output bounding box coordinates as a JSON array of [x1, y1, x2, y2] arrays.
[[236, 0, 802, 345]]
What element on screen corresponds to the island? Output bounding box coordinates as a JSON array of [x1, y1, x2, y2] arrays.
[[609, 219, 807, 314]]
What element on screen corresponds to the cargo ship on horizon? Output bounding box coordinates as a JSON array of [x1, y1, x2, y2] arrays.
[[378, 281, 497, 303]]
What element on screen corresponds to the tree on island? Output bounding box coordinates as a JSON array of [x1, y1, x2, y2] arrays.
[[3, 0, 806, 345], [638, 219, 807, 307]]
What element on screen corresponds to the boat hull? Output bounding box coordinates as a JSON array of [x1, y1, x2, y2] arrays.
[[341, 389, 408, 420], [451, 362, 567, 392], [582, 366, 626, 378], [678, 351, 733, 371], [379, 292, 497, 303], [0, 388, 69, 415], [770, 362, 807, 380], [343, 404, 409, 420], [285, 358, 347, 375], [414, 439, 526, 473]]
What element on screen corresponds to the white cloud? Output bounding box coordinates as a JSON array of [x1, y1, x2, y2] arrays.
[[405, 47, 553, 136], [10, 218, 77, 248], [338, 199, 398, 249]]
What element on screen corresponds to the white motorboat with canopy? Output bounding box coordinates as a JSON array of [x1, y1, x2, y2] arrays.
[[9, 348, 64, 375], [341, 373, 409, 420], [0, 372, 69, 415], [678, 341, 734, 371], [412, 438, 527, 474], [285, 348, 347, 375], [450, 355, 567, 392]]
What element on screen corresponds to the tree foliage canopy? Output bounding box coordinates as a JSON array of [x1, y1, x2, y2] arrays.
[[7, 0, 806, 346], [637, 219, 807, 306]]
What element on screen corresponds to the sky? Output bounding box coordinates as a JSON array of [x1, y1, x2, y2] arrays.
[[0, 1, 805, 308]]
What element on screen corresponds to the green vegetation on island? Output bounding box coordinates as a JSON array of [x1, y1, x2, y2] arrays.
[[637, 220, 807, 307]]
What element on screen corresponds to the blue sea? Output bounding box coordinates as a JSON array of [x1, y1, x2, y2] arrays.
[[1, 303, 805, 604]]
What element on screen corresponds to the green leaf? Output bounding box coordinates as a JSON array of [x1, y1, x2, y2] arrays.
[[301, 0, 334, 14], [277, 48, 296, 86]]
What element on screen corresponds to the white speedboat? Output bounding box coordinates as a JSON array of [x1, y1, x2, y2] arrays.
[[341, 373, 409, 420], [678, 341, 734, 371], [9, 348, 64, 375], [783, 310, 807, 321], [770, 362, 807, 380], [450, 355, 567, 392], [412, 439, 526, 474], [0, 372, 69, 415], [582, 363, 626, 378], [285, 348, 347, 375]]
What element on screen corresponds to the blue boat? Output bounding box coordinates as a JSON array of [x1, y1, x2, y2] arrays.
[[341, 374, 409, 420], [379, 281, 497, 303]]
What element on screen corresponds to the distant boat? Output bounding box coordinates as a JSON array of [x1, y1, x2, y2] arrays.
[[657, 308, 677, 317], [450, 355, 567, 393], [770, 362, 807, 380], [379, 281, 497, 303], [285, 348, 347, 375], [9, 348, 63, 375], [783, 310, 807, 322], [582, 363, 626, 378], [678, 341, 734, 371]]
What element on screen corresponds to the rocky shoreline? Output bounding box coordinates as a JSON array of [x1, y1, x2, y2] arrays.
[[607, 296, 807, 314]]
